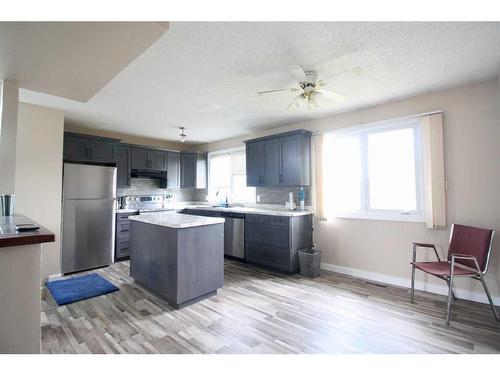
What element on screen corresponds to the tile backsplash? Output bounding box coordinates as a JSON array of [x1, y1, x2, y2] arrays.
[[118, 178, 311, 207], [117, 178, 207, 201], [256, 186, 312, 206]]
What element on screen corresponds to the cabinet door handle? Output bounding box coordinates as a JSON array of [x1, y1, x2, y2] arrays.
[[279, 174, 283, 183]]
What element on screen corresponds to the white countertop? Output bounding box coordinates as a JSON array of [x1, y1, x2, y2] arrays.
[[129, 211, 225, 229], [117, 202, 313, 217], [183, 205, 313, 217]]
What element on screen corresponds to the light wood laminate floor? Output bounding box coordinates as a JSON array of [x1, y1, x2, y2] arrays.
[[41, 260, 500, 354]]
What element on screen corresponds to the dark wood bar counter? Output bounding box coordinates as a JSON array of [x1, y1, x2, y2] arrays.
[[0, 214, 55, 248]]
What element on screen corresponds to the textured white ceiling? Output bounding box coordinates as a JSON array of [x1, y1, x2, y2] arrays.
[[20, 22, 500, 144], [1, 22, 168, 101]]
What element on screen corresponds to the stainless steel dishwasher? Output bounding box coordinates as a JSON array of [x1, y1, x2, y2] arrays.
[[220, 212, 245, 260]]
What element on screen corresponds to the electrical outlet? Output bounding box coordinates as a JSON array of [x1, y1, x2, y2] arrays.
[[256, 195, 260, 203]]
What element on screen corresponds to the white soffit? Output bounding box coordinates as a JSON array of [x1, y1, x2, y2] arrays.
[[0, 22, 168, 102], [18, 22, 500, 143]]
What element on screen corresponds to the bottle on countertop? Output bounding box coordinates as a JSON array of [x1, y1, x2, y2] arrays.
[[298, 188, 305, 211]]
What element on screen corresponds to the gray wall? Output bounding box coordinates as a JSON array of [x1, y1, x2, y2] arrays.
[[117, 177, 207, 201]]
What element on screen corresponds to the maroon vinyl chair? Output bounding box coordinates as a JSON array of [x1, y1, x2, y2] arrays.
[[410, 224, 498, 325]]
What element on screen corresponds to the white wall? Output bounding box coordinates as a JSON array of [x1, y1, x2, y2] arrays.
[[202, 79, 500, 304], [0, 244, 42, 353], [15, 103, 64, 283], [0, 80, 19, 194]]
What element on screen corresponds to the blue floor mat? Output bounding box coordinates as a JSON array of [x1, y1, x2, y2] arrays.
[[46, 273, 119, 306]]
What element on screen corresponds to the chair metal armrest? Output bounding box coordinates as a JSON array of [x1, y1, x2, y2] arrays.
[[412, 243, 441, 262], [450, 253, 481, 273], [413, 242, 436, 248]]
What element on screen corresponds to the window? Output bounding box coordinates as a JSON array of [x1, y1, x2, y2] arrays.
[[323, 118, 424, 222], [208, 147, 256, 204]]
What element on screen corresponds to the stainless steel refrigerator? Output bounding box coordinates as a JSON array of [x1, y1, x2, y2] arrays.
[[61, 163, 116, 274]]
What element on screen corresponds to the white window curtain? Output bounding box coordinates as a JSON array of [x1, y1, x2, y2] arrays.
[[311, 133, 326, 221], [421, 112, 447, 229]]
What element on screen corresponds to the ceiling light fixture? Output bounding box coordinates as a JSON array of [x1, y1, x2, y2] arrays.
[[179, 127, 187, 142]]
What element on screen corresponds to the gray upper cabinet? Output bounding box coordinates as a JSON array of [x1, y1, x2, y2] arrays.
[[262, 138, 280, 186], [245, 142, 263, 186], [167, 152, 181, 189], [180, 152, 196, 188], [245, 130, 312, 187], [63, 133, 117, 163], [64, 135, 89, 161], [149, 150, 167, 171], [180, 152, 207, 189], [245, 138, 279, 186], [91, 139, 116, 162], [131, 147, 166, 171], [131, 148, 149, 169], [116, 145, 131, 188]]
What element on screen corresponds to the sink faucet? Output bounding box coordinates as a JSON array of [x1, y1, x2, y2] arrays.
[[215, 188, 230, 207]]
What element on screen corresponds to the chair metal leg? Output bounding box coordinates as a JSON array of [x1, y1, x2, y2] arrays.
[[477, 273, 500, 322], [445, 279, 458, 301], [446, 261, 455, 325], [410, 265, 416, 303]]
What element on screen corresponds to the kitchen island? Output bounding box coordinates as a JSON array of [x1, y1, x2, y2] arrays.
[[129, 212, 225, 309]]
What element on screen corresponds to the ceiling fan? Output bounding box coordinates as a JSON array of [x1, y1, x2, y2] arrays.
[[258, 65, 347, 110]]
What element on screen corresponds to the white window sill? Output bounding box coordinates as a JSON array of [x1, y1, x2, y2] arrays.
[[327, 212, 425, 223]]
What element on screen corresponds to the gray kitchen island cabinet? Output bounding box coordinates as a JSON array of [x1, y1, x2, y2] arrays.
[[129, 212, 224, 309]]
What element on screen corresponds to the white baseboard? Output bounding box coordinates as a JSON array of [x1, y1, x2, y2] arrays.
[[320, 262, 500, 306], [47, 273, 64, 282]]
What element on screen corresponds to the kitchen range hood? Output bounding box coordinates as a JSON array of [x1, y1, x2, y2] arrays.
[[131, 169, 168, 188]]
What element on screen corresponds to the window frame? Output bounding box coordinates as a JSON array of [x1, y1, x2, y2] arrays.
[[324, 117, 425, 223], [207, 146, 256, 204]]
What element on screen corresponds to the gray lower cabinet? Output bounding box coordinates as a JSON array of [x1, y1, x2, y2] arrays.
[[182, 209, 313, 273], [167, 152, 181, 188], [245, 213, 313, 273], [115, 212, 138, 260], [116, 145, 131, 188], [63, 133, 118, 163]]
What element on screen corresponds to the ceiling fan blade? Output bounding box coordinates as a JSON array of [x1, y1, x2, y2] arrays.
[[258, 88, 299, 95], [289, 65, 307, 82], [318, 88, 347, 102]]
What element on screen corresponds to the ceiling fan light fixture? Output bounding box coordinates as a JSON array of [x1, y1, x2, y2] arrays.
[[309, 90, 323, 103]]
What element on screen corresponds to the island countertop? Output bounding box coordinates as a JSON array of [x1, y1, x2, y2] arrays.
[[129, 211, 225, 229]]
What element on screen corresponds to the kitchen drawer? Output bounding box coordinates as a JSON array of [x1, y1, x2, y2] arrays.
[[246, 214, 289, 227], [183, 209, 221, 217], [116, 241, 131, 259], [246, 222, 289, 248], [118, 232, 131, 243], [246, 242, 291, 272], [118, 221, 131, 234], [117, 212, 138, 221]]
